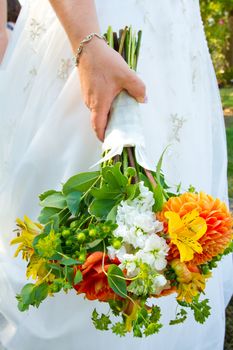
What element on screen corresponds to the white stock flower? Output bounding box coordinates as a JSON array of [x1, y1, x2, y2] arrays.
[[107, 246, 126, 261], [144, 234, 169, 254], [119, 254, 139, 277]]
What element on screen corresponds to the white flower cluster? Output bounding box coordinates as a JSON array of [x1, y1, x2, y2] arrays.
[[107, 182, 169, 295]]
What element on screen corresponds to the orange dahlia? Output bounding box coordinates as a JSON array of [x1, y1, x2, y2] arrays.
[[159, 192, 233, 265]]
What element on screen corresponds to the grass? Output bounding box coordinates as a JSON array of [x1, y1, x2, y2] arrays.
[[220, 88, 233, 110], [221, 88, 233, 198], [221, 87, 233, 350]]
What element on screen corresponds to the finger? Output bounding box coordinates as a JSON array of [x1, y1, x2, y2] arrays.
[[124, 71, 147, 103], [90, 103, 111, 141]]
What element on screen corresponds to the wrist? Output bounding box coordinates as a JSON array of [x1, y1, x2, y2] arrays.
[[73, 32, 107, 67]]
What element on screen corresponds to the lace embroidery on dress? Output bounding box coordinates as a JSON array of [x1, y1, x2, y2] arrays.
[[30, 18, 46, 41], [169, 113, 187, 142], [57, 59, 72, 80], [23, 67, 38, 91]]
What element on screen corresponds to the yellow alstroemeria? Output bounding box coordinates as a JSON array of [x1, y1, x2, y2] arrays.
[[165, 209, 207, 262], [176, 272, 211, 304], [26, 254, 55, 283], [11, 216, 42, 260]]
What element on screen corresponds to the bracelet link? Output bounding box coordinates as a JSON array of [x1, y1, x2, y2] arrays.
[[74, 33, 107, 67]]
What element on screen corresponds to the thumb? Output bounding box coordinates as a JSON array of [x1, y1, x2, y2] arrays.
[[124, 71, 147, 103]]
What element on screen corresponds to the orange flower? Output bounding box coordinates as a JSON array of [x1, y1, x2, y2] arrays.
[[74, 251, 120, 302], [159, 192, 233, 265]]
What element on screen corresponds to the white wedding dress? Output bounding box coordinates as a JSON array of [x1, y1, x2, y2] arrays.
[[0, 1, 232, 349]]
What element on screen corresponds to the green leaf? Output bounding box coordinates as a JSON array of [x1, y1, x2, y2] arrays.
[[38, 207, 60, 224], [153, 184, 164, 212], [60, 257, 81, 266], [33, 283, 49, 307], [126, 184, 139, 200], [65, 191, 82, 215], [39, 190, 60, 201], [107, 264, 127, 298], [112, 322, 127, 337], [74, 270, 83, 285], [89, 199, 116, 219], [155, 147, 169, 187], [91, 186, 121, 200], [66, 266, 75, 285], [40, 192, 66, 209], [139, 172, 152, 190], [92, 309, 111, 331], [20, 283, 36, 305], [85, 239, 103, 249], [17, 300, 29, 312], [102, 163, 128, 188], [63, 171, 100, 195], [169, 309, 187, 325], [144, 322, 162, 336], [126, 167, 136, 178], [106, 205, 118, 222]]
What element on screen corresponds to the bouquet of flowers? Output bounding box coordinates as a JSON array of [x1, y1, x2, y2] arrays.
[[11, 27, 233, 338]]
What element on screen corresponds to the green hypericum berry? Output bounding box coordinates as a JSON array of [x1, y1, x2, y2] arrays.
[[62, 229, 71, 238], [89, 228, 97, 238], [65, 239, 73, 246], [112, 239, 122, 250], [77, 232, 86, 242], [78, 252, 86, 263], [101, 225, 111, 233]]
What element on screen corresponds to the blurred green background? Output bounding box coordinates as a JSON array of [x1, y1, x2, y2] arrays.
[[200, 1, 233, 349]]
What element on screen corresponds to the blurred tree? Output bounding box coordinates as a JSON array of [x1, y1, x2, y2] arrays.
[[200, 0, 233, 85]]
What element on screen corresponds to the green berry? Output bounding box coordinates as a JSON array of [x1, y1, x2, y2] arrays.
[[65, 239, 73, 246], [112, 239, 122, 250], [78, 252, 86, 263], [77, 232, 86, 242], [89, 228, 97, 238], [62, 229, 71, 238], [102, 225, 111, 233]]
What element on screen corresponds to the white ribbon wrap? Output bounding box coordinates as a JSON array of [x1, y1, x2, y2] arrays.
[[95, 91, 154, 170]]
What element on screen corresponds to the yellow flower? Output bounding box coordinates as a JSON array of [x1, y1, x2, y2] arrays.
[[176, 272, 209, 304], [26, 254, 55, 283], [11, 216, 43, 260], [171, 260, 211, 303], [165, 209, 207, 262]]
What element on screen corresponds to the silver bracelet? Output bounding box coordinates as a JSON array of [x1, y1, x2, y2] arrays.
[[74, 33, 107, 67]]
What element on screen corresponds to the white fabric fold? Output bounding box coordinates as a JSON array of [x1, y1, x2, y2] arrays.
[[94, 91, 155, 170]]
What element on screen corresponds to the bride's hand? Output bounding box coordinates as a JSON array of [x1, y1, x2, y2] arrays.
[[78, 38, 146, 141]]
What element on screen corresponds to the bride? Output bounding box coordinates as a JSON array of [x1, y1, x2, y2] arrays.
[[0, 0, 232, 349]]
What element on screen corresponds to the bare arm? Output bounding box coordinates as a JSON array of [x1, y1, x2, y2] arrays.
[[49, 0, 146, 141], [0, 0, 8, 63]]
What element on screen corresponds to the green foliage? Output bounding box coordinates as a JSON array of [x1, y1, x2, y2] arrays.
[[178, 297, 211, 324], [17, 283, 49, 311], [112, 322, 127, 337], [92, 309, 111, 331], [63, 171, 100, 194], [200, 0, 233, 84], [169, 309, 188, 325], [107, 264, 127, 298]]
